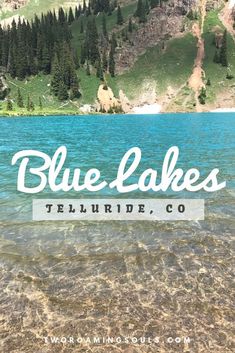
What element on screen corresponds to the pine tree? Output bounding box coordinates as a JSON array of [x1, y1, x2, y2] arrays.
[[145, 0, 150, 15], [80, 18, 84, 33], [75, 6, 80, 20], [86, 1, 91, 16], [0, 76, 8, 100], [58, 7, 66, 24], [220, 30, 228, 67], [60, 41, 78, 90], [135, 0, 146, 23], [121, 28, 128, 41], [73, 49, 80, 69], [41, 45, 51, 74], [128, 18, 133, 32], [70, 73, 81, 99], [58, 81, 69, 101], [1, 31, 9, 68], [30, 99, 35, 111], [100, 69, 104, 81], [212, 34, 216, 47], [68, 7, 75, 25], [109, 48, 115, 77], [8, 46, 17, 78], [51, 54, 61, 96], [70, 63, 80, 91], [103, 0, 111, 14], [213, 49, 220, 64], [226, 69, 234, 80], [16, 30, 28, 79], [139, 5, 147, 23], [102, 51, 108, 71], [110, 33, 117, 52], [39, 96, 43, 109], [86, 16, 100, 64], [96, 58, 104, 80], [27, 95, 30, 111], [80, 44, 87, 65], [27, 95, 34, 111], [17, 88, 24, 108], [187, 9, 195, 20], [0, 8, 78, 81], [102, 13, 108, 38], [86, 61, 91, 75], [117, 5, 124, 25], [0, 24, 3, 66], [36, 33, 43, 72], [94, 0, 100, 15], [83, 0, 87, 13], [198, 87, 206, 105], [28, 47, 38, 75], [70, 84, 81, 100], [135, 0, 142, 17], [150, 0, 159, 9], [6, 97, 13, 111]]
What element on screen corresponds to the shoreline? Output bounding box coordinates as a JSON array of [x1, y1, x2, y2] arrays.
[[131, 103, 162, 114], [210, 108, 235, 113], [1, 98, 235, 117], [1, 110, 235, 118]]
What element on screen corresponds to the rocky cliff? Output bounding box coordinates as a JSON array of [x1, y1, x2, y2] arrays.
[[116, 1, 188, 73], [0, 0, 27, 11], [0, 67, 10, 100], [115, 0, 226, 74]]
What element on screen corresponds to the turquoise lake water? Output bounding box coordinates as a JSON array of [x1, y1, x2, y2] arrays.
[[0, 113, 234, 353], [0, 113, 235, 220]]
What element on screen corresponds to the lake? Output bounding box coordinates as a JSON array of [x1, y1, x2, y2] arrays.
[[0, 113, 234, 352]]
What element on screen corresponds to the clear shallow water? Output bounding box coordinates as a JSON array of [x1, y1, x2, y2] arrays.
[[0, 113, 234, 353]]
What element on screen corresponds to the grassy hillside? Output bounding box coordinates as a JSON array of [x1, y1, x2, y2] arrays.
[[0, 69, 103, 116], [0, 2, 137, 115], [202, 9, 235, 106], [112, 34, 197, 99], [0, 0, 135, 21], [0, 0, 79, 21], [0, 32, 198, 115], [71, 2, 137, 55]]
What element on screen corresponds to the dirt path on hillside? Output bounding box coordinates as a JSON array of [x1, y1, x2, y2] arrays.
[[219, 2, 235, 42], [188, 0, 207, 112]]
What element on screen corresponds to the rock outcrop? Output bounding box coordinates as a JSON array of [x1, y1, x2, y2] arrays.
[[96, 85, 133, 113], [0, 67, 10, 100], [206, 0, 225, 11], [96, 84, 121, 113], [115, 0, 228, 74], [0, 0, 27, 11], [119, 89, 132, 113], [116, 0, 193, 74]]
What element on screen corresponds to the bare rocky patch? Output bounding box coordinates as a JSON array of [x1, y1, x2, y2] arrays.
[[115, 1, 190, 74]]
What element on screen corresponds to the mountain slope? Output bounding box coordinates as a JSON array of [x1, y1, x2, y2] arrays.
[[0, 0, 79, 21], [0, 0, 235, 115]]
